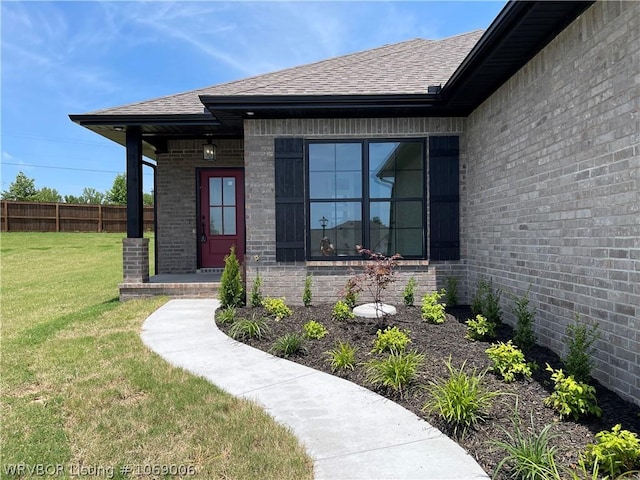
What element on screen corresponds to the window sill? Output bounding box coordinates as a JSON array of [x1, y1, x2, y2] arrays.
[[306, 259, 430, 267]]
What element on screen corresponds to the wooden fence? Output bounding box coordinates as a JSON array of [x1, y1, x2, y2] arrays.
[[1, 201, 154, 233]]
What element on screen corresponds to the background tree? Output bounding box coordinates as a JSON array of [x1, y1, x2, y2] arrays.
[[105, 173, 127, 205], [2, 171, 37, 201], [143, 191, 154, 206], [32, 187, 62, 203], [64, 194, 81, 204], [79, 187, 105, 204]]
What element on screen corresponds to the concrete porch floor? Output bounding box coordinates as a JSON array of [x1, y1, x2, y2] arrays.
[[120, 273, 221, 301]]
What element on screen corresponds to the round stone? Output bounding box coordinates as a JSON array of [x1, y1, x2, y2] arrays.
[[353, 302, 397, 319]]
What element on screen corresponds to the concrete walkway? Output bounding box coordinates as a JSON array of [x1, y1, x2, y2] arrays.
[[141, 299, 489, 480]]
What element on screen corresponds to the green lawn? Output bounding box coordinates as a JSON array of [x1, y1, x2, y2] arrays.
[[1, 232, 313, 479]]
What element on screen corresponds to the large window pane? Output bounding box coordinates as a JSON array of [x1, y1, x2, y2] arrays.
[[310, 201, 362, 257], [309, 143, 362, 200], [370, 201, 422, 256], [369, 142, 422, 199]]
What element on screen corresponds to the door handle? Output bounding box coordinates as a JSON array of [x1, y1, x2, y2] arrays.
[[200, 220, 207, 243]]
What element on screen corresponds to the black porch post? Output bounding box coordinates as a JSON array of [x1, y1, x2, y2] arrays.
[[126, 127, 143, 238]]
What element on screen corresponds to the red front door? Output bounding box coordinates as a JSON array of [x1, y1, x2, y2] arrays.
[[199, 169, 245, 268]]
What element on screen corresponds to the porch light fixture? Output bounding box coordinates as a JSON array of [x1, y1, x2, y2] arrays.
[[203, 139, 217, 161]]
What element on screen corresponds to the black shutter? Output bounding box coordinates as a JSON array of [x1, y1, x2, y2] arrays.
[[429, 136, 460, 261], [275, 138, 305, 262]]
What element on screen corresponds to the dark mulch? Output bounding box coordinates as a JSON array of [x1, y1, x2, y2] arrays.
[[218, 304, 640, 478]]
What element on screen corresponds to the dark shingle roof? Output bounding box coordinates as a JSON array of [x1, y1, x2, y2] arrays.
[[90, 30, 483, 116]]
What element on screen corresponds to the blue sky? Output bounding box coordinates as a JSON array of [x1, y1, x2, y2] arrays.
[[1, 0, 506, 197]]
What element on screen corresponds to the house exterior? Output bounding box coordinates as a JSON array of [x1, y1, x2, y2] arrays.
[[71, 0, 639, 405]]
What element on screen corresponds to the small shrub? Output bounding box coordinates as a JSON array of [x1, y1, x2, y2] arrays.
[[325, 341, 357, 372], [215, 307, 236, 325], [261, 297, 292, 319], [423, 358, 500, 438], [366, 350, 424, 396], [249, 273, 263, 308], [485, 341, 533, 383], [444, 276, 458, 307], [302, 275, 313, 307], [581, 424, 640, 478], [564, 317, 599, 383], [229, 315, 269, 341], [353, 245, 402, 306], [471, 277, 502, 324], [544, 365, 601, 420], [403, 277, 417, 306], [512, 289, 537, 351], [421, 290, 446, 324], [342, 278, 361, 309], [466, 314, 497, 341], [493, 409, 558, 480], [220, 245, 244, 308], [270, 333, 307, 358], [303, 320, 328, 340], [371, 326, 411, 354], [332, 300, 355, 321]]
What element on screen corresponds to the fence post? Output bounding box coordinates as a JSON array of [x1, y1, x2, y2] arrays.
[[55, 203, 60, 232], [98, 204, 102, 233]]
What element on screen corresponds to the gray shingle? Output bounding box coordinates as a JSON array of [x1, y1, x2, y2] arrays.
[[89, 30, 483, 116]]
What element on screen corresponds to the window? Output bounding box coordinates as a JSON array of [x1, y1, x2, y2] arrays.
[[307, 140, 425, 259]]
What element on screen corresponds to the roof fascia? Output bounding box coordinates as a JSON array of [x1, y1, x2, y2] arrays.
[[199, 93, 442, 113], [69, 113, 219, 127]]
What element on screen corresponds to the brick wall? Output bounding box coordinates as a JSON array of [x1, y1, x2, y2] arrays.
[[465, 1, 639, 404], [244, 117, 465, 305], [156, 139, 243, 273]]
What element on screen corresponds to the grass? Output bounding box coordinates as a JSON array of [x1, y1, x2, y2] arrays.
[[1, 232, 313, 479]]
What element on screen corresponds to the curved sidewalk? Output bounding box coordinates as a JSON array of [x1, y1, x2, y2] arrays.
[[141, 299, 488, 480]]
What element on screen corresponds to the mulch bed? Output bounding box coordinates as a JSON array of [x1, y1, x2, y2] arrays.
[[218, 304, 640, 479]]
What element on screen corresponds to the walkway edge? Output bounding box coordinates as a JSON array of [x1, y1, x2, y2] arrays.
[[141, 299, 489, 480]]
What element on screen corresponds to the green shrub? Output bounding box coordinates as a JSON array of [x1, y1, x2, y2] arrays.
[[249, 273, 263, 308], [366, 350, 424, 396], [325, 341, 357, 372], [564, 317, 599, 383], [423, 358, 500, 438], [512, 289, 537, 351], [485, 341, 533, 383], [261, 297, 292, 319], [332, 300, 355, 321], [444, 276, 458, 307], [471, 277, 502, 324], [270, 333, 307, 358], [371, 326, 411, 354], [544, 365, 601, 420], [215, 307, 236, 326], [303, 320, 328, 340], [342, 278, 360, 309], [466, 314, 497, 341], [493, 410, 558, 480], [581, 424, 640, 478], [421, 290, 446, 324], [302, 275, 313, 307], [220, 245, 244, 308], [229, 316, 269, 341], [403, 277, 417, 306]]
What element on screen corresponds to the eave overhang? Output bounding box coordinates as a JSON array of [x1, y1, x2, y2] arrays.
[[199, 94, 446, 128], [442, 0, 595, 114], [68, 114, 233, 159]]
